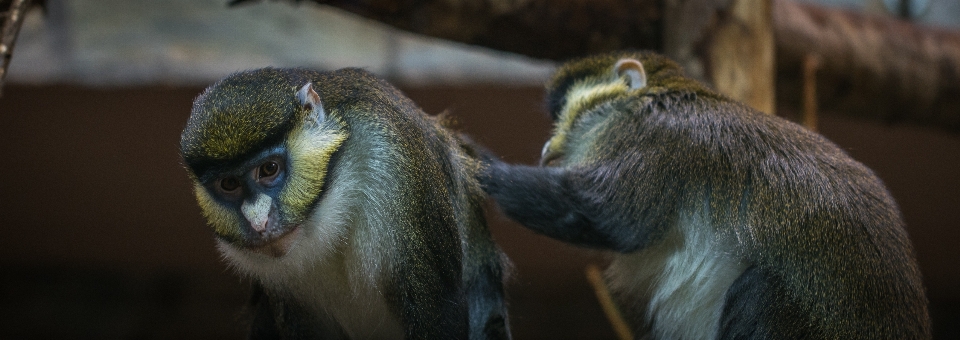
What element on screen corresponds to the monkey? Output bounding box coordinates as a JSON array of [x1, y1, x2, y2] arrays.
[[180, 67, 510, 339], [479, 51, 930, 339]]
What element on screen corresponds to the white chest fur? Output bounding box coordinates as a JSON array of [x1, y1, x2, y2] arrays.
[[276, 257, 404, 339], [217, 147, 406, 339], [605, 211, 747, 340], [218, 226, 404, 338]]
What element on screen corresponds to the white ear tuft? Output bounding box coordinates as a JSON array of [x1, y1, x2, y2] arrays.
[[296, 82, 326, 126], [614, 58, 647, 90]]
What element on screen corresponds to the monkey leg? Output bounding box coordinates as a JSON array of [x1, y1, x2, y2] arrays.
[[718, 265, 818, 339]]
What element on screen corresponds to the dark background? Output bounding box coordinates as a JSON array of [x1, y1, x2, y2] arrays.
[[0, 84, 957, 338]]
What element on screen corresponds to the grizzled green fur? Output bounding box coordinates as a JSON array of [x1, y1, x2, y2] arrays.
[[181, 68, 510, 339], [482, 51, 931, 339]]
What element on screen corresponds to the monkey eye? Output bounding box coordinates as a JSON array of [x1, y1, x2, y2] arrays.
[[219, 177, 241, 193], [258, 161, 280, 179]]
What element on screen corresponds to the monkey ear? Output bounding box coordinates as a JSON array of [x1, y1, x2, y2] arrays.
[[614, 58, 647, 90], [296, 82, 326, 126]]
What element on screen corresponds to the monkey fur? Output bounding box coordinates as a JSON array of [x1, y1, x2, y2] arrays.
[[181, 67, 509, 339], [480, 51, 930, 339]]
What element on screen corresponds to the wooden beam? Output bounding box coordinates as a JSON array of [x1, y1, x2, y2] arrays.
[[662, 0, 776, 114], [707, 0, 776, 114]]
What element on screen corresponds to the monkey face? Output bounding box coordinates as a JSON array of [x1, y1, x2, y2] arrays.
[[539, 52, 702, 168], [540, 54, 649, 166], [191, 147, 298, 257], [183, 71, 347, 258]]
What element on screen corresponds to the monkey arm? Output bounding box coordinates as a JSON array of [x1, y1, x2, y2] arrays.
[[481, 161, 647, 252], [386, 188, 471, 338]]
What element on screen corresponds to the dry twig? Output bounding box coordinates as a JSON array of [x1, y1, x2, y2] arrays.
[[585, 264, 633, 340], [0, 0, 32, 98]]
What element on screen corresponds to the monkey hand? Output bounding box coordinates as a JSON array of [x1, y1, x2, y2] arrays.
[[454, 133, 502, 166], [477, 159, 508, 196]]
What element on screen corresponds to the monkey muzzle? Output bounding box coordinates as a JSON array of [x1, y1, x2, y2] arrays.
[[248, 226, 302, 258], [240, 194, 301, 257]]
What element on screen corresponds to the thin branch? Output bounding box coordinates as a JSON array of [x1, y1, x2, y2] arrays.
[[233, 0, 664, 61], [0, 0, 31, 98], [802, 53, 821, 131], [585, 264, 633, 340]]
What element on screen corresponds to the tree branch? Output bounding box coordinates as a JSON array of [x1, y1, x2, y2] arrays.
[[0, 0, 32, 98], [233, 0, 664, 61], [240, 0, 959, 131], [774, 0, 960, 131]]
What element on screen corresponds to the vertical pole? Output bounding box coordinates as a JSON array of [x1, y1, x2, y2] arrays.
[[708, 0, 776, 114]]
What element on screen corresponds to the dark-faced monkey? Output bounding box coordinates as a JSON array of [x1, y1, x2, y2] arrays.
[[480, 51, 930, 339], [181, 67, 510, 339]]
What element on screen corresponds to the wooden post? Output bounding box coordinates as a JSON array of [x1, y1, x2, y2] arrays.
[[664, 0, 775, 114], [708, 0, 776, 114]]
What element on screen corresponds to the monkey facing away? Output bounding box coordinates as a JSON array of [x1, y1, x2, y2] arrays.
[[480, 51, 930, 339], [180, 67, 509, 339]]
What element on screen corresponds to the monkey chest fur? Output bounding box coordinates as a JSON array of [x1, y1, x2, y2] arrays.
[[605, 213, 746, 339], [277, 261, 404, 338]]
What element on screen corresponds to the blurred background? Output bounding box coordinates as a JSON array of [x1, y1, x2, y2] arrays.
[[1, 0, 958, 338]]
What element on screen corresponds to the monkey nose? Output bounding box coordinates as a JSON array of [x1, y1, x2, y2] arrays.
[[249, 219, 268, 233], [241, 194, 273, 233]]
